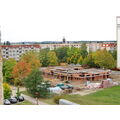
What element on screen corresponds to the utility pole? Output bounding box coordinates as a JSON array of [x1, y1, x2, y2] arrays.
[[0, 26, 3, 104]]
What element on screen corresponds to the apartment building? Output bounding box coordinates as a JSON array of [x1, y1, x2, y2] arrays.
[[1, 41, 117, 61], [40, 41, 117, 52], [1, 44, 40, 61]]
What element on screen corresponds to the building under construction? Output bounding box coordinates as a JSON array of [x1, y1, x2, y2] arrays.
[[41, 65, 110, 82]]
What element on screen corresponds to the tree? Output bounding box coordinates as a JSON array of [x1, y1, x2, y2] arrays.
[[47, 51, 58, 66], [92, 49, 116, 69], [6, 41, 11, 45], [80, 43, 88, 58], [3, 83, 12, 99], [0, 29, 3, 104], [77, 56, 83, 65], [109, 50, 117, 60], [24, 69, 50, 98], [3, 58, 17, 84], [82, 54, 96, 67], [39, 48, 50, 67], [3, 41, 11, 45], [67, 47, 81, 64], [55, 47, 68, 63], [12, 61, 31, 86], [20, 51, 41, 69]]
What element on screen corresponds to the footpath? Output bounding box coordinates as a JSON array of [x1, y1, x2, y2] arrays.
[[21, 94, 48, 105], [11, 86, 48, 105]]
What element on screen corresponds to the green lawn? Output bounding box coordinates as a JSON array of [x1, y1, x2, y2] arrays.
[[21, 85, 120, 105], [16, 100, 35, 105], [21, 91, 56, 105], [63, 85, 120, 105]]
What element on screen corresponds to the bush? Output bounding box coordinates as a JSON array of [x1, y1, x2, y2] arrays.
[[54, 95, 63, 104], [16, 87, 21, 98], [3, 83, 12, 99]]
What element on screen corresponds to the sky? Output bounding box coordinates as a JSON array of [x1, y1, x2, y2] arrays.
[[0, 0, 120, 42]]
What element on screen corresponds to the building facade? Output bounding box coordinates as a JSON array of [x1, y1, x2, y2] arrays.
[[0, 41, 116, 61], [1, 44, 40, 61], [40, 41, 117, 52]]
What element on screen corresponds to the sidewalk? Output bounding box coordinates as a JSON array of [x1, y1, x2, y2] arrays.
[[11, 86, 48, 105], [21, 94, 48, 105]]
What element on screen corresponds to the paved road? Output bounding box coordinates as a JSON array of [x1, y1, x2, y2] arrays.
[[11, 86, 48, 105], [21, 94, 48, 105]]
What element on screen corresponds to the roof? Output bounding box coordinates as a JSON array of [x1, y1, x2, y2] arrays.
[[0, 44, 40, 48]]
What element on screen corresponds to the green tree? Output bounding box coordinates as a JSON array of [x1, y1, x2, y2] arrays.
[[24, 69, 50, 98], [3, 83, 12, 99], [92, 49, 116, 69], [67, 47, 81, 64], [47, 51, 58, 66], [39, 48, 50, 67], [77, 56, 83, 65], [80, 43, 88, 58], [82, 54, 96, 67], [109, 50, 117, 60], [55, 47, 68, 63], [3, 58, 17, 84]]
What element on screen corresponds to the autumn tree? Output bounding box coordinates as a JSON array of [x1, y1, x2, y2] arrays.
[[20, 51, 41, 69], [3, 83, 12, 99], [12, 61, 31, 86], [92, 49, 116, 69], [47, 51, 58, 66], [3, 58, 17, 84]]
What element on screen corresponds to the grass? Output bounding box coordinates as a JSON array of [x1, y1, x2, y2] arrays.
[[63, 85, 120, 105], [21, 91, 57, 105], [16, 100, 35, 105], [21, 85, 120, 105]]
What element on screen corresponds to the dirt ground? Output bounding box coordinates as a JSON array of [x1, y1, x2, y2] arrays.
[[44, 70, 120, 96], [110, 71, 120, 82]]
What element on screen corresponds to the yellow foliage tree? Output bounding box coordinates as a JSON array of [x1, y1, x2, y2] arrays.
[[20, 51, 41, 69]]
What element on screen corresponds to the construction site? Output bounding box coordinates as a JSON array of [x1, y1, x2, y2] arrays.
[[40, 64, 120, 95], [41, 65, 110, 82]]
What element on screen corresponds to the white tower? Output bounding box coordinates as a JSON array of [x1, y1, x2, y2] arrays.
[[117, 16, 120, 69]]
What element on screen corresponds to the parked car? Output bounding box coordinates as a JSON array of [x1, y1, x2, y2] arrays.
[[18, 96, 24, 102], [9, 97, 17, 104], [4, 99, 11, 105], [60, 85, 69, 90], [66, 84, 74, 89], [56, 83, 64, 87]]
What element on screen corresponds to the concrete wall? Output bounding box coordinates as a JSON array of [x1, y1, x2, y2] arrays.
[[117, 16, 120, 69], [59, 99, 79, 105]]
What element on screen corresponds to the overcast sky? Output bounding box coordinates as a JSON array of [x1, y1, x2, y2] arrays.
[[0, 0, 120, 42]]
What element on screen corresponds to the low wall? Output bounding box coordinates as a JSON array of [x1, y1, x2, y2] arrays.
[[59, 99, 79, 105]]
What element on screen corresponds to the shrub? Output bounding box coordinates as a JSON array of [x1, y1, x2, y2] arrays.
[[3, 83, 12, 99], [54, 95, 63, 104], [16, 87, 21, 98]]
